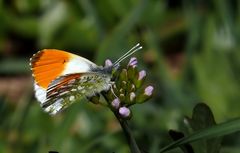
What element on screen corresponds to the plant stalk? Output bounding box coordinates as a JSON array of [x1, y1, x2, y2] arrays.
[[114, 112, 141, 153], [101, 93, 141, 153]]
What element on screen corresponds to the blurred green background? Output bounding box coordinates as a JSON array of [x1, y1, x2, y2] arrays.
[[0, 0, 240, 152]]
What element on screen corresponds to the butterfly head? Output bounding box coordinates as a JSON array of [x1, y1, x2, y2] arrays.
[[91, 65, 113, 75]]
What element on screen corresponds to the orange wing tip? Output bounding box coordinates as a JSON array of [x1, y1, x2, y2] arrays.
[[29, 51, 41, 66], [30, 49, 73, 89]]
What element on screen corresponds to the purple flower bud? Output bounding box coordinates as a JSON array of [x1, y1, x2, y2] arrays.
[[111, 98, 120, 109], [130, 92, 136, 101], [119, 107, 131, 118], [144, 86, 154, 96], [105, 59, 113, 67], [128, 57, 137, 67], [138, 70, 146, 80]]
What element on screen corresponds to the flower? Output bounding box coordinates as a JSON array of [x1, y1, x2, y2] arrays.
[[144, 86, 154, 96], [111, 98, 120, 109], [134, 70, 146, 88], [119, 94, 125, 102], [119, 107, 131, 118], [105, 59, 113, 67], [89, 56, 153, 120], [138, 70, 146, 80], [130, 92, 136, 101], [119, 69, 128, 81], [130, 84, 135, 92], [128, 57, 137, 67], [135, 85, 154, 103]]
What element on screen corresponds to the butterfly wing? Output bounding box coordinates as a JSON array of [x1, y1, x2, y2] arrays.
[[30, 49, 97, 88], [30, 49, 98, 105], [42, 72, 112, 115]]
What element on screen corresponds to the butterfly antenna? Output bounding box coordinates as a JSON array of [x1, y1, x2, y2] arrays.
[[114, 43, 140, 64], [113, 43, 142, 67], [113, 43, 142, 65]]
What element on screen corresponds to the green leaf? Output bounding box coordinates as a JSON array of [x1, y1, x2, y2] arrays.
[[188, 103, 216, 130], [186, 103, 221, 153], [168, 130, 194, 153], [160, 103, 240, 153], [159, 117, 240, 153]]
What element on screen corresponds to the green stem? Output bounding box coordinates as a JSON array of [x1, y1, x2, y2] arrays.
[[101, 92, 141, 153], [114, 112, 141, 153]]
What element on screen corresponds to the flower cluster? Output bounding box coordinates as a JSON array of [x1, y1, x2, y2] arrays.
[[89, 57, 154, 119]]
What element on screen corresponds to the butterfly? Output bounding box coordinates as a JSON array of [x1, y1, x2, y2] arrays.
[[30, 43, 142, 115]]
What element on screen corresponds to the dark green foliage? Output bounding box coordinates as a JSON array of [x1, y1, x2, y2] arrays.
[[161, 103, 240, 153], [186, 103, 221, 153], [169, 130, 194, 153]]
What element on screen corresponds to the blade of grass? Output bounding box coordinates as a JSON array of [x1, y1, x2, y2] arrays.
[[159, 118, 240, 153]]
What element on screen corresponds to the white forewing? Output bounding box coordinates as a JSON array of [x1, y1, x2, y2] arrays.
[[62, 55, 97, 75], [34, 83, 47, 104]]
